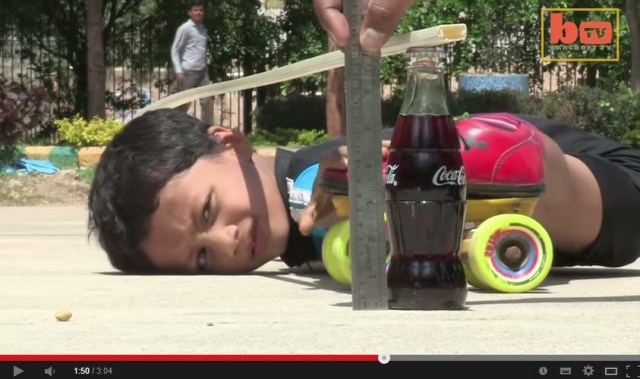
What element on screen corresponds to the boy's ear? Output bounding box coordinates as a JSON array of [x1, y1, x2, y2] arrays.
[[207, 125, 253, 160], [207, 125, 232, 142]]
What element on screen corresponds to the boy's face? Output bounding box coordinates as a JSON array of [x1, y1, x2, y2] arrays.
[[142, 127, 290, 274]]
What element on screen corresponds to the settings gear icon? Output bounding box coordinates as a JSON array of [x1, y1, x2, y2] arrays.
[[582, 365, 595, 376]]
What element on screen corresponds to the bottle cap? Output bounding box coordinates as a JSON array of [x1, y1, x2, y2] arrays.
[[405, 46, 445, 67]]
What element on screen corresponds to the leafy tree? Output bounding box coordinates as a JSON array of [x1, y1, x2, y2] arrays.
[[219, 0, 281, 133], [1, 0, 144, 118], [0, 76, 49, 164], [276, 0, 326, 94], [387, 0, 543, 90], [626, 0, 640, 94], [540, 0, 632, 90], [380, 0, 637, 95]]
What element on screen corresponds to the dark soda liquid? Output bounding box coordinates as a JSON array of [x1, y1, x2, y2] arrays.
[[389, 113, 460, 150], [386, 201, 467, 310], [387, 254, 467, 310], [385, 114, 467, 310]]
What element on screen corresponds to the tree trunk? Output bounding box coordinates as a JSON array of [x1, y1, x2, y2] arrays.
[[257, 86, 266, 109], [254, 82, 267, 132], [86, 0, 105, 119], [73, 61, 89, 119], [242, 88, 253, 134], [242, 63, 254, 135], [325, 37, 346, 139], [627, 0, 640, 94], [586, 65, 597, 88]]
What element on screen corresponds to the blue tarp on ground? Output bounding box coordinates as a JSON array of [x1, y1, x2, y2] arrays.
[[1, 159, 60, 174]]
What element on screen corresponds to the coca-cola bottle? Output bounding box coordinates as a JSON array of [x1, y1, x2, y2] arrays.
[[384, 46, 467, 310]]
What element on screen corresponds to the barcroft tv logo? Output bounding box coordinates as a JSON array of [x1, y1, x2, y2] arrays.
[[541, 8, 620, 62]]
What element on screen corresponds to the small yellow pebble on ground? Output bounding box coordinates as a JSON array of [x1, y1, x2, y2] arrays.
[[55, 310, 72, 321]]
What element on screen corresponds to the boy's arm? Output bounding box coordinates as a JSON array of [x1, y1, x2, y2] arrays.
[[298, 142, 390, 236]]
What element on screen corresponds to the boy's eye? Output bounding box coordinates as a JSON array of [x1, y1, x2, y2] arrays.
[[203, 190, 213, 223], [197, 249, 207, 272]]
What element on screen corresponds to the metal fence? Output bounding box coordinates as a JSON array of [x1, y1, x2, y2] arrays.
[[0, 27, 249, 143], [1, 23, 593, 144]]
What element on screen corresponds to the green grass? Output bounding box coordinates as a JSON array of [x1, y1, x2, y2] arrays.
[[77, 166, 95, 184]]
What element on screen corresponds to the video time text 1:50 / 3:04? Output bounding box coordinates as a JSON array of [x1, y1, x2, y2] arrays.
[[74, 366, 114, 375]]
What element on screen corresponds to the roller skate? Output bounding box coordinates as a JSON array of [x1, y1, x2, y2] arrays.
[[319, 113, 554, 293], [317, 147, 396, 287], [317, 167, 383, 287], [457, 113, 554, 293]]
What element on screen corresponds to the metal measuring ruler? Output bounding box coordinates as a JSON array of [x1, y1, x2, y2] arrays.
[[344, 0, 388, 310]]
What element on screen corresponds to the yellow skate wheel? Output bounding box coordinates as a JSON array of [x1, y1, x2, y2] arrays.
[[460, 238, 491, 290], [462, 261, 490, 290], [467, 214, 553, 293], [322, 219, 351, 286]]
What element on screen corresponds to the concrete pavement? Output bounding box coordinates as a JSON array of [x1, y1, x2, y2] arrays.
[[1, 206, 639, 355]]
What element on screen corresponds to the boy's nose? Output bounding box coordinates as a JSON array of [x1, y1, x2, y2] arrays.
[[204, 224, 239, 258]]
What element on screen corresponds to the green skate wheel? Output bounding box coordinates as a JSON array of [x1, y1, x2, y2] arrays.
[[322, 219, 351, 286], [467, 214, 553, 293]]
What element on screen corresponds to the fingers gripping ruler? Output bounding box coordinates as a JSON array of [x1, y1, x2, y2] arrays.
[[344, 0, 388, 310]]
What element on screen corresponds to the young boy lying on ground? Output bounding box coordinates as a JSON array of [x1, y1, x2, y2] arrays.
[[88, 108, 640, 274]]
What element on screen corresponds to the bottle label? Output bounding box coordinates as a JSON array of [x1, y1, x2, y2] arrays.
[[432, 166, 466, 186]]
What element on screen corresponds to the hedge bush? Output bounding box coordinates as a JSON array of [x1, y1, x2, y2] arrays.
[[379, 89, 540, 128], [55, 115, 124, 148], [256, 92, 413, 131], [381, 87, 640, 144], [255, 94, 326, 132], [536, 86, 640, 142], [49, 88, 638, 149], [622, 128, 640, 148], [248, 128, 328, 147], [448, 89, 540, 116], [45, 87, 640, 149]]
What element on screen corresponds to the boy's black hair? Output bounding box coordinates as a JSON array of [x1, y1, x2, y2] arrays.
[[88, 108, 222, 273]]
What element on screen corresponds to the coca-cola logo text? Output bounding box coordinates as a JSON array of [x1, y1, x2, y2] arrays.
[[432, 166, 466, 186]]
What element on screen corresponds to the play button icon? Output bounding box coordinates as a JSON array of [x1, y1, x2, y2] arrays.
[[13, 365, 24, 377]]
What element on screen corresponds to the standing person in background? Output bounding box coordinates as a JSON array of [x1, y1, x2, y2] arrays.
[[171, 0, 213, 124]]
